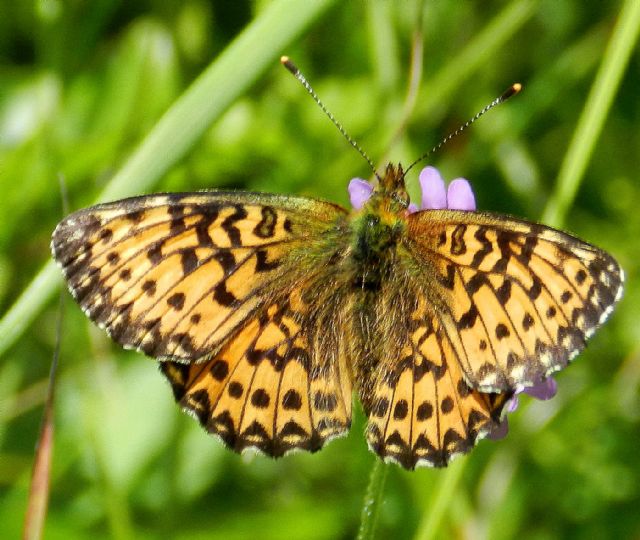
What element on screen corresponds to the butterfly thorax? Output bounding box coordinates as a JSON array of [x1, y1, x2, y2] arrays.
[[350, 164, 409, 290]]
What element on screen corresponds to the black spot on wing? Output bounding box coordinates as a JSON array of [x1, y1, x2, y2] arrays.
[[450, 224, 467, 255], [213, 280, 238, 306], [181, 248, 198, 275], [470, 227, 492, 268], [253, 206, 278, 238], [457, 305, 479, 330]]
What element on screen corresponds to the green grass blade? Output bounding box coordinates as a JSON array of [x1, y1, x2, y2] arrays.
[[0, 0, 336, 358], [421, 0, 537, 118], [542, 0, 640, 227], [0, 262, 60, 359]]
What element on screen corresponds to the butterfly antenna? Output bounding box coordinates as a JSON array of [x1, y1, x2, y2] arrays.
[[281, 56, 380, 181], [404, 83, 522, 177]]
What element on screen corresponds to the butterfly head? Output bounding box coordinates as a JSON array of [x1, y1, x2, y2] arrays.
[[368, 163, 410, 214]]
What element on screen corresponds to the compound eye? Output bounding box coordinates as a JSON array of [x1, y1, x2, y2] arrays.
[[392, 191, 410, 208]]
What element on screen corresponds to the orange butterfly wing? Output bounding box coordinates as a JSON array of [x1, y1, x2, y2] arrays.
[[405, 210, 623, 391], [160, 279, 354, 456], [52, 192, 354, 454], [361, 210, 622, 468], [362, 282, 512, 469]]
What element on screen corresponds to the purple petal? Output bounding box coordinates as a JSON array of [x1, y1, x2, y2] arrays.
[[523, 377, 558, 400], [507, 394, 520, 413], [487, 379, 558, 442], [446, 178, 476, 211], [419, 167, 447, 210], [487, 418, 509, 440], [408, 202, 419, 213], [348, 178, 374, 209]]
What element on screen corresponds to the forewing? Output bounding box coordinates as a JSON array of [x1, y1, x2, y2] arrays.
[[362, 284, 512, 469], [51, 191, 347, 361], [405, 210, 624, 392]]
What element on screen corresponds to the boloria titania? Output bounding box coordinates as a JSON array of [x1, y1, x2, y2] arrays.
[[51, 160, 623, 469]]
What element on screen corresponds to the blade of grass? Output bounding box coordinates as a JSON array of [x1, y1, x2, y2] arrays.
[[542, 0, 640, 227], [22, 174, 69, 540], [366, 0, 401, 92], [0, 0, 336, 359], [22, 404, 54, 540], [420, 0, 537, 119], [22, 291, 63, 540]]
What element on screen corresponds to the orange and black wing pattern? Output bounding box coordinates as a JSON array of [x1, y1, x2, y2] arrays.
[[404, 211, 623, 392], [52, 191, 354, 455], [361, 210, 622, 468], [362, 282, 512, 469]]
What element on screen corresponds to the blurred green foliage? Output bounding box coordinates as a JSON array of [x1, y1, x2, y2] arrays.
[[1, 1, 639, 538]]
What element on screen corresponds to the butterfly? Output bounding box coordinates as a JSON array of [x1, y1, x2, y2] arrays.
[[51, 160, 623, 469]]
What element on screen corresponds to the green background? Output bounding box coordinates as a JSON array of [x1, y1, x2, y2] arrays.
[[1, 1, 638, 538]]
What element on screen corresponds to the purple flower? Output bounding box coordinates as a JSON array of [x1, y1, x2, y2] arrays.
[[348, 166, 558, 440], [348, 178, 374, 210], [419, 166, 447, 209], [488, 377, 558, 440], [348, 165, 477, 212]]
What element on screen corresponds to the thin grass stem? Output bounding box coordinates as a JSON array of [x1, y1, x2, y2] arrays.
[[357, 460, 389, 540], [542, 0, 640, 227]]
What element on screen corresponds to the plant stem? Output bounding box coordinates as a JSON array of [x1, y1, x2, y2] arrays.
[[357, 460, 389, 540]]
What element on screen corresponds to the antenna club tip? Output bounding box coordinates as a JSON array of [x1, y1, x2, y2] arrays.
[[501, 83, 523, 101], [280, 56, 297, 74]]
